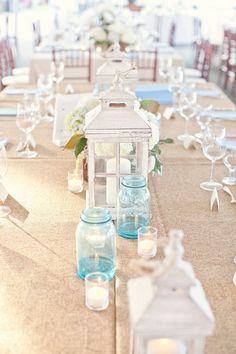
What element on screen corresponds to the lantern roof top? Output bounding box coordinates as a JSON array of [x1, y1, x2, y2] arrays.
[[96, 43, 138, 81], [85, 75, 152, 137], [127, 230, 215, 336]]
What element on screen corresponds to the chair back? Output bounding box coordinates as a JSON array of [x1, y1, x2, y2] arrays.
[[194, 40, 213, 81], [169, 22, 176, 47], [52, 47, 92, 82], [128, 50, 158, 82], [32, 21, 42, 48]]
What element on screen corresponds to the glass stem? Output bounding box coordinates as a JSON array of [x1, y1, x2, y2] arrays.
[[210, 160, 215, 182], [25, 134, 31, 154], [184, 119, 189, 136]]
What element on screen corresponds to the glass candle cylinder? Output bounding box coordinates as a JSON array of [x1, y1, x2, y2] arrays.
[[85, 272, 109, 311], [138, 226, 157, 258], [68, 169, 83, 193], [117, 175, 150, 239], [76, 207, 116, 280]]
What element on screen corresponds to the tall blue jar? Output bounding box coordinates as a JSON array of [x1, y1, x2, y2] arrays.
[[76, 207, 116, 280], [117, 175, 150, 239]]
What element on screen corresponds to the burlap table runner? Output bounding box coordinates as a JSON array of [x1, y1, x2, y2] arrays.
[[0, 83, 235, 354]]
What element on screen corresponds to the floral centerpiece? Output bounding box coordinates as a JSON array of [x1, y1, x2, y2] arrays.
[[81, 4, 137, 50], [65, 97, 173, 175]]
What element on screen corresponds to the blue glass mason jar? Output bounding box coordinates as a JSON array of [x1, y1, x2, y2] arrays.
[[117, 175, 150, 239], [76, 207, 116, 280]]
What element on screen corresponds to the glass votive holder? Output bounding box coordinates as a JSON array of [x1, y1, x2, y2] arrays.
[[85, 272, 109, 311], [67, 169, 83, 193], [138, 226, 158, 259]]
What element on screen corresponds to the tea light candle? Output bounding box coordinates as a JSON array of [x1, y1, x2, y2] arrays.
[[86, 286, 108, 310], [147, 339, 187, 354], [106, 158, 131, 205], [68, 178, 83, 193], [138, 226, 158, 259], [85, 272, 109, 311], [138, 239, 156, 257], [68, 169, 83, 193]]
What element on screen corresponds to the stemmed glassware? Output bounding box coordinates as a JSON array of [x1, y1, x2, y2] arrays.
[[16, 104, 38, 158], [177, 88, 197, 141], [194, 104, 213, 140], [169, 66, 184, 112], [159, 57, 173, 83], [200, 124, 226, 191], [0, 145, 11, 217], [50, 61, 64, 93], [37, 74, 54, 122], [222, 150, 236, 185]]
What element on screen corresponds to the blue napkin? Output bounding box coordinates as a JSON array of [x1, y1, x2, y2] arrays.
[[0, 107, 17, 116], [5, 88, 41, 96], [0, 137, 9, 147], [219, 138, 236, 150], [195, 89, 221, 97], [211, 111, 236, 120], [136, 84, 173, 105]]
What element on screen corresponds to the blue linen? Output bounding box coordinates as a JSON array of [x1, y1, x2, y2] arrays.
[[136, 84, 174, 105], [0, 107, 17, 116]]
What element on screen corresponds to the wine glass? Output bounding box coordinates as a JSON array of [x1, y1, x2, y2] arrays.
[[37, 74, 54, 122], [169, 66, 184, 112], [50, 61, 64, 93], [222, 151, 236, 185], [177, 89, 197, 141], [200, 125, 226, 191], [16, 104, 38, 158], [0, 145, 11, 217], [194, 104, 213, 140], [159, 56, 173, 83]]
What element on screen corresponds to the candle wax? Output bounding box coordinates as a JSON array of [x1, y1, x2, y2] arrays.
[[68, 178, 83, 193], [86, 286, 108, 310], [138, 239, 156, 257]]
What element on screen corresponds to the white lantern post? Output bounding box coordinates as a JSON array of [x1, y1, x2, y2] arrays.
[[95, 42, 138, 94], [84, 74, 151, 219], [127, 229, 215, 354]]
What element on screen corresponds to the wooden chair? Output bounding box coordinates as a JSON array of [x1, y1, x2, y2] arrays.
[[218, 29, 233, 87], [0, 39, 29, 88], [52, 47, 92, 82], [3, 13, 18, 51], [129, 50, 158, 82], [221, 31, 236, 93], [169, 22, 176, 47], [185, 39, 213, 81], [32, 20, 42, 48]]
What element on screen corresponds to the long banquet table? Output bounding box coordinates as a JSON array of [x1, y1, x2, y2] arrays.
[[0, 82, 236, 354]]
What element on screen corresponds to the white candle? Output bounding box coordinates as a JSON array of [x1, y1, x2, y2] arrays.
[[138, 239, 156, 258], [106, 158, 131, 205], [147, 339, 187, 354], [86, 286, 108, 310], [68, 178, 83, 193]]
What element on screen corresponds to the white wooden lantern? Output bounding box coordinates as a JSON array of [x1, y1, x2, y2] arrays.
[[84, 75, 151, 219], [127, 229, 215, 354], [95, 42, 138, 94]]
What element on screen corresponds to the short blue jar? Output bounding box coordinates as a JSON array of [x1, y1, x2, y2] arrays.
[[117, 175, 150, 239], [76, 207, 116, 280]]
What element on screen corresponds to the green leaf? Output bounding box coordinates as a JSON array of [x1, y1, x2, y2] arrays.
[[75, 137, 87, 158], [64, 134, 84, 150], [151, 143, 161, 155], [159, 138, 174, 144], [140, 99, 160, 114], [153, 157, 162, 173]]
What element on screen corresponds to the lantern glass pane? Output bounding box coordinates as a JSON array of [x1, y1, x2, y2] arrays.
[[94, 177, 106, 206]]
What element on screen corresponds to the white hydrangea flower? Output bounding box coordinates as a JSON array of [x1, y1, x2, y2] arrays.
[[108, 22, 124, 35], [121, 28, 137, 44], [138, 108, 160, 149], [90, 27, 107, 42], [95, 143, 133, 157]]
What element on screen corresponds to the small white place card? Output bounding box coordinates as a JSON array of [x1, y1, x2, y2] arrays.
[[163, 107, 174, 120], [211, 188, 219, 211], [183, 136, 196, 150], [65, 84, 74, 94]]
